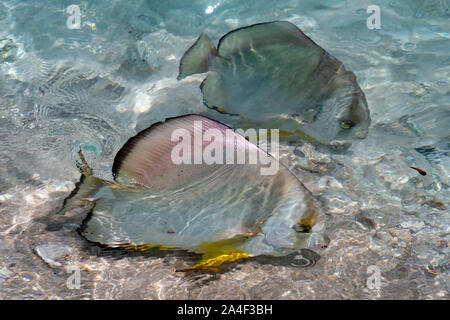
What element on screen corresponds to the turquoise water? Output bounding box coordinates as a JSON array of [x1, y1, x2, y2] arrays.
[[0, 0, 448, 299]]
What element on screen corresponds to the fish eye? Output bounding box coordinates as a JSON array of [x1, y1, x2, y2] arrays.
[[339, 120, 354, 129]]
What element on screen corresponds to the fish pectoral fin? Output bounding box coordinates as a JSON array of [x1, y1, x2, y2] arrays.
[[58, 175, 105, 215], [178, 33, 217, 80], [177, 251, 250, 273], [177, 235, 253, 272]]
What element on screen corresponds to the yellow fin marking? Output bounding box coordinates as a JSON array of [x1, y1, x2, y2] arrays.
[[115, 242, 176, 252], [180, 235, 253, 272], [181, 252, 250, 273], [295, 129, 318, 144]]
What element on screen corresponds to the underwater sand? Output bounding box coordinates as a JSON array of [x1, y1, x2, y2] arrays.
[[0, 0, 448, 299]]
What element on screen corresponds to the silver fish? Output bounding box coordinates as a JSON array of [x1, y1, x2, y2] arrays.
[[62, 115, 327, 272], [178, 21, 370, 149]]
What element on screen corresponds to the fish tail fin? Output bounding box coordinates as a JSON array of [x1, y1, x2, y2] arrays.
[[76, 148, 94, 177], [177, 33, 217, 80], [57, 149, 104, 215], [37, 150, 106, 231]]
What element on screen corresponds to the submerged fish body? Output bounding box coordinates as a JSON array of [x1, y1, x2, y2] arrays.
[[65, 115, 326, 271], [178, 21, 370, 149]]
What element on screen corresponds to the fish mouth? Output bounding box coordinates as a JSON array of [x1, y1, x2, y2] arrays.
[[322, 92, 371, 144]]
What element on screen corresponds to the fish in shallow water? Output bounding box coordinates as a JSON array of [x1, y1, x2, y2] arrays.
[[61, 115, 328, 272], [410, 166, 427, 176], [178, 21, 370, 149]]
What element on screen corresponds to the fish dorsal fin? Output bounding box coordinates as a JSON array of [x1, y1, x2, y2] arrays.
[[217, 21, 320, 58], [112, 114, 260, 189]]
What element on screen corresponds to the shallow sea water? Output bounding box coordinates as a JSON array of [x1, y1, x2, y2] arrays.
[[0, 0, 449, 299]]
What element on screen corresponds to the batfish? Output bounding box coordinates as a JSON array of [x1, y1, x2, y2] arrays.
[[178, 21, 370, 149], [61, 115, 327, 272]]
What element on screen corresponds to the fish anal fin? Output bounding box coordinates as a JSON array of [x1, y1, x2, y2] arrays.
[[178, 33, 217, 80], [177, 235, 253, 272], [178, 252, 250, 273], [76, 148, 93, 176]]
